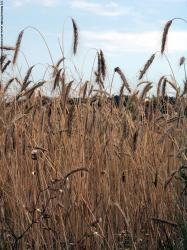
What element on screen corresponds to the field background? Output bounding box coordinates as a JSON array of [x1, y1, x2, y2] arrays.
[[0, 17, 187, 249]]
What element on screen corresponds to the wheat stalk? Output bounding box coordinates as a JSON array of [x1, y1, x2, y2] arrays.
[[140, 82, 152, 100], [0, 46, 15, 50], [95, 52, 104, 90], [139, 54, 155, 80], [21, 66, 35, 92], [181, 80, 187, 96], [165, 78, 179, 96], [82, 81, 88, 99], [100, 50, 106, 81], [72, 18, 78, 55], [0, 55, 6, 65], [179, 56, 185, 66], [2, 60, 11, 73], [161, 78, 167, 97], [161, 20, 173, 54], [63, 81, 73, 108], [52, 57, 65, 77], [4, 78, 15, 93], [157, 76, 165, 97], [53, 68, 62, 91], [114, 67, 131, 93], [13, 30, 24, 65]]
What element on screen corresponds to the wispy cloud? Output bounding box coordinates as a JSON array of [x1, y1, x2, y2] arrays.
[[70, 0, 133, 17], [81, 30, 187, 53], [12, 0, 60, 7]]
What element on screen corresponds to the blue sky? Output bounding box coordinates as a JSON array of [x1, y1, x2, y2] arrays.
[[3, 0, 187, 94]]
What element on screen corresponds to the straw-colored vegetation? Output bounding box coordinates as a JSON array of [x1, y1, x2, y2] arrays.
[[0, 18, 187, 249]]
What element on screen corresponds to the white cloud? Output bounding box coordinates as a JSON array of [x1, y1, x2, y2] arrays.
[[81, 30, 187, 53], [70, 0, 132, 17], [12, 0, 60, 7]]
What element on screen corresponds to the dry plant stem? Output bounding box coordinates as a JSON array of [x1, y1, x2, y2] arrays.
[[163, 53, 177, 86], [113, 203, 136, 250], [109, 71, 115, 96], [89, 50, 99, 88], [80, 48, 99, 81], [183, 63, 187, 80], [0, 46, 15, 50], [24, 26, 54, 65]]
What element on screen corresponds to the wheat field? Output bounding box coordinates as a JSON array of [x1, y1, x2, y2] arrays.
[[0, 18, 187, 249]]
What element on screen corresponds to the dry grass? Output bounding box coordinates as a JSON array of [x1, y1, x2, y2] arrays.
[[0, 19, 187, 250]]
